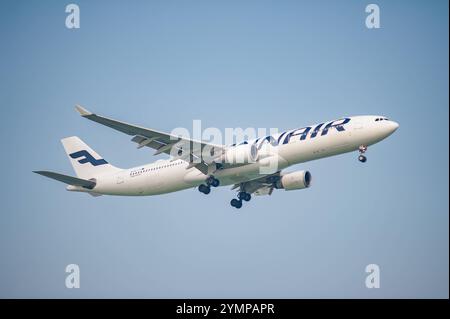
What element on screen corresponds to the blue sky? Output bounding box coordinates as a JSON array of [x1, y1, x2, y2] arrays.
[[0, 0, 448, 298]]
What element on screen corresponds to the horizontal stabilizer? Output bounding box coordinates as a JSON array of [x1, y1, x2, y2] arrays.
[[33, 171, 96, 189]]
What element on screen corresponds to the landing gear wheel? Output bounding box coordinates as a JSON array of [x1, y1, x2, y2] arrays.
[[206, 176, 220, 187], [238, 192, 251, 202], [211, 178, 220, 187], [358, 155, 367, 163], [230, 198, 242, 209], [198, 184, 211, 194], [358, 145, 368, 163]]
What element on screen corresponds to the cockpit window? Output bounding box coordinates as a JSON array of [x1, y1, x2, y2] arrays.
[[375, 117, 389, 122]]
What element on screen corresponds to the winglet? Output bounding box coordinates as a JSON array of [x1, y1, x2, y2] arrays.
[[75, 104, 92, 116]]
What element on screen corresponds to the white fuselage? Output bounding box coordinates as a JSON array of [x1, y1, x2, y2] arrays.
[[67, 115, 399, 196]]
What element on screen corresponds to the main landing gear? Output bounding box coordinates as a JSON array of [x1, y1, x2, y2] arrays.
[[358, 145, 368, 163], [198, 184, 211, 194], [198, 176, 220, 195], [206, 176, 220, 187], [230, 192, 251, 209], [230, 198, 242, 209]]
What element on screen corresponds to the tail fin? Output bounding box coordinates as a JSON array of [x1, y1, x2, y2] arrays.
[[61, 136, 121, 179]]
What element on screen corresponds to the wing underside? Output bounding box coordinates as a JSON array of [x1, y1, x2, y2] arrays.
[[231, 172, 281, 196]]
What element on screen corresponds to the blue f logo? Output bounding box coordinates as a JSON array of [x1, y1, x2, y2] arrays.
[[69, 150, 108, 166]]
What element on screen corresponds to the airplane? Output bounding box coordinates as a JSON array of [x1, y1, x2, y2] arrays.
[[34, 105, 399, 209]]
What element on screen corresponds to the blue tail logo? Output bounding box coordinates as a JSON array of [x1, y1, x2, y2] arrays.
[[69, 150, 108, 166]]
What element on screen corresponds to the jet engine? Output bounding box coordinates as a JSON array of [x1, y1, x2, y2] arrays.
[[222, 144, 258, 164], [275, 170, 312, 190]]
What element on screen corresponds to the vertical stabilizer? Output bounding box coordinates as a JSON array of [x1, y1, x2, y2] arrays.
[[61, 136, 121, 179]]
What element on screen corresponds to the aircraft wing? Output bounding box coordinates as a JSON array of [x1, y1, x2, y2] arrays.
[[75, 105, 225, 174], [231, 171, 281, 196]]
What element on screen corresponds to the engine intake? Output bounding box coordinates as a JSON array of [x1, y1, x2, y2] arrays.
[[275, 170, 312, 190]]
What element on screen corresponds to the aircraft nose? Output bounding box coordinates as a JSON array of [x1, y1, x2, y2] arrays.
[[390, 121, 400, 132], [382, 120, 399, 137]]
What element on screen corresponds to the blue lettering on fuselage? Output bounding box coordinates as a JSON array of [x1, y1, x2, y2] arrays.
[[249, 117, 351, 148], [277, 131, 288, 144], [320, 118, 350, 136], [285, 127, 311, 143], [256, 135, 278, 149], [310, 123, 324, 138]]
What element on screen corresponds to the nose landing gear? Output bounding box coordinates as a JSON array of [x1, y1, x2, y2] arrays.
[[358, 145, 368, 163]]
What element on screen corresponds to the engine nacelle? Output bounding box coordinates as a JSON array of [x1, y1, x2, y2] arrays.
[[222, 144, 258, 164], [275, 170, 312, 190]]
